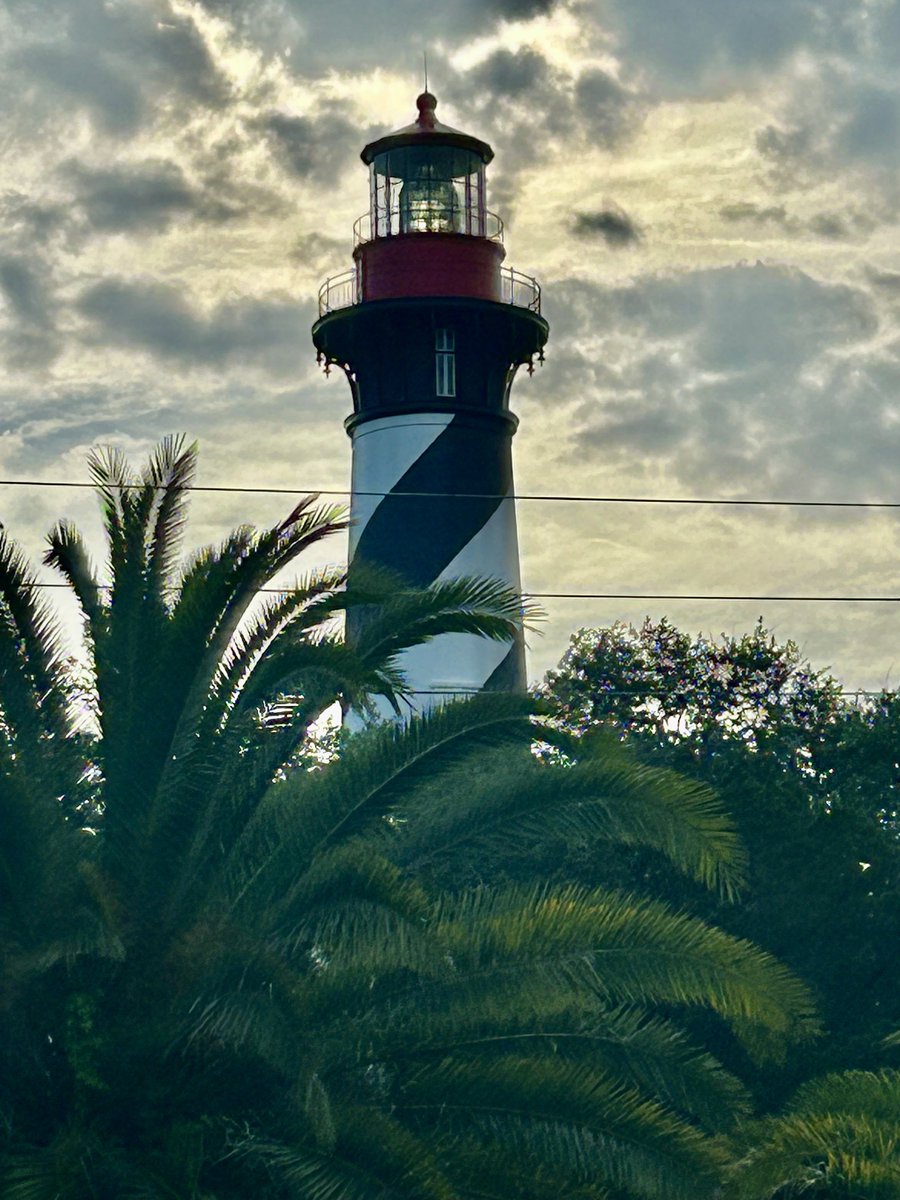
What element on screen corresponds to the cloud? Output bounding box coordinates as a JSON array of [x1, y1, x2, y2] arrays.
[[65, 161, 196, 234], [0, 253, 61, 370], [0, 257, 52, 326], [469, 46, 550, 98], [834, 82, 900, 163], [597, 0, 857, 94], [474, 0, 556, 17], [63, 159, 246, 234], [755, 65, 900, 188], [573, 205, 641, 246], [544, 264, 891, 499], [0, 193, 71, 248], [193, 0, 560, 69], [574, 69, 644, 146], [257, 106, 363, 181], [720, 202, 791, 226], [75, 278, 309, 376], [20, 44, 143, 136], [11, 0, 229, 138], [719, 202, 876, 241]]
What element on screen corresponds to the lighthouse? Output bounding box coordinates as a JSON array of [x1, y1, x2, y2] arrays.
[[312, 90, 548, 705]]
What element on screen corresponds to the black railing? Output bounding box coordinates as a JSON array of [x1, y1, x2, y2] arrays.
[[353, 207, 504, 246], [317, 263, 541, 317]]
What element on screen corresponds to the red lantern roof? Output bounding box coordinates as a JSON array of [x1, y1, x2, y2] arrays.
[[361, 91, 494, 166]]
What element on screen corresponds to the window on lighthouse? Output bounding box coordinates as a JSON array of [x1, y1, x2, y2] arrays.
[[435, 329, 456, 397]]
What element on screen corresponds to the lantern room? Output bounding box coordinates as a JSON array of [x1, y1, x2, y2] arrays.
[[363, 91, 493, 238], [353, 92, 506, 304]]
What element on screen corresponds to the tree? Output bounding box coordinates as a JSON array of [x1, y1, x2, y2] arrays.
[[541, 618, 900, 1101], [725, 1069, 900, 1200], [1, 443, 817, 1198]]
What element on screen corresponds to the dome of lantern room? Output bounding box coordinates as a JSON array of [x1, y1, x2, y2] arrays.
[[361, 91, 494, 166]]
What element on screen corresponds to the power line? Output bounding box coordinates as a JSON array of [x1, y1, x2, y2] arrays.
[[2, 478, 900, 509], [407, 688, 897, 698], [17, 582, 900, 602], [530, 593, 900, 603]]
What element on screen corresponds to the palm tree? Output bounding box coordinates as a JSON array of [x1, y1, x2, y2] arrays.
[[725, 1069, 900, 1200], [1, 438, 818, 1199]]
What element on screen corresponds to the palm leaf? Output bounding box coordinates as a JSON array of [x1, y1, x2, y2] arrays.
[[397, 1054, 725, 1200], [224, 694, 534, 916], [390, 734, 746, 898], [428, 885, 818, 1045]]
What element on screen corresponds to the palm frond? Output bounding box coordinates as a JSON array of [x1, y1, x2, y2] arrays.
[[391, 734, 745, 898], [142, 433, 197, 598], [206, 568, 346, 723], [347, 570, 536, 666], [428, 884, 818, 1047], [224, 694, 534, 915], [155, 497, 347, 788], [43, 519, 105, 645], [397, 1054, 725, 1200], [333, 999, 749, 1133], [236, 1105, 457, 1200], [87, 443, 131, 579], [0, 528, 71, 747], [727, 1087, 900, 1200]]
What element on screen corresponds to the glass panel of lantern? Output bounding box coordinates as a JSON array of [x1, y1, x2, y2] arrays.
[[371, 146, 485, 237]]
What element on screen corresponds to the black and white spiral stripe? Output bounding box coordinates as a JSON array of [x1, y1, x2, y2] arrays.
[[349, 411, 526, 709]]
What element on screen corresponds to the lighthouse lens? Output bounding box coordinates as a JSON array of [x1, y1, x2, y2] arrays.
[[400, 169, 459, 233], [371, 146, 485, 238]]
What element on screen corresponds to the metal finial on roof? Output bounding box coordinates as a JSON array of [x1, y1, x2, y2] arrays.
[[416, 89, 438, 128], [424, 50, 428, 93]]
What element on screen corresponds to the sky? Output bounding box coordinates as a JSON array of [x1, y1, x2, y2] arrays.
[[1, 0, 899, 691]]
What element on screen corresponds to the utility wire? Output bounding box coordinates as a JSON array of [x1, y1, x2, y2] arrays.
[[2, 478, 900, 509], [16, 582, 900, 602], [407, 687, 897, 698]]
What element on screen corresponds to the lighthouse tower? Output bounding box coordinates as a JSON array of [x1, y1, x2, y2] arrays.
[[312, 91, 548, 704]]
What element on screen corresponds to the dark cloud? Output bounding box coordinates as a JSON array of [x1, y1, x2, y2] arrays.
[[0, 193, 71, 247], [65, 161, 195, 233], [63, 159, 244, 234], [257, 106, 362, 181], [718, 203, 876, 241], [469, 47, 550, 97], [867, 268, 900, 292], [193, 0, 559, 69], [12, 0, 229, 138], [146, 12, 230, 108], [574, 69, 643, 146], [289, 232, 349, 270], [720, 202, 790, 225], [756, 69, 900, 185], [598, 0, 857, 94], [0, 257, 52, 325], [20, 44, 143, 136], [834, 83, 900, 162], [0, 254, 61, 370], [544, 265, 889, 499], [755, 123, 812, 165], [809, 213, 851, 240], [75, 277, 307, 376], [472, 0, 556, 21], [457, 55, 643, 153], [573, 206, 642, 247]]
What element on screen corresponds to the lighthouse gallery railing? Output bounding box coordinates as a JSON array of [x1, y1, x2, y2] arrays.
[[318, 264, 541, 317]]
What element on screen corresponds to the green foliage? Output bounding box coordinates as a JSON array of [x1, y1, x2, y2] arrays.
[[0, 442, 818, 1198], [541, 618, 900, 1102], [726, 1070, 900, 1200]]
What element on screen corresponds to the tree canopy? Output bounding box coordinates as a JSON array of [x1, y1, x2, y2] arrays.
[[541, 618, 900, 1101], [0, 442, 818, 1198]]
